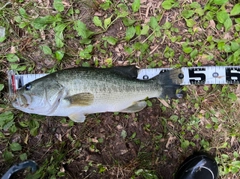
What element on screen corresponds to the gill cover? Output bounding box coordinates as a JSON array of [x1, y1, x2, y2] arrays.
[[13, 78, 65, 115]]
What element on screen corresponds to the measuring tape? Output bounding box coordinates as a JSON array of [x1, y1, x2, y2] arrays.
[[8, 66, 240, 96], [139, 66, 240, 85]]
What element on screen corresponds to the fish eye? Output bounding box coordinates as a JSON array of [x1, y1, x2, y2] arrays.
[[25, 83, 32, 91]]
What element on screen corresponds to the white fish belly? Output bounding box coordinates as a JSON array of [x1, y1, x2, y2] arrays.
[[49, 90, 160, 117]]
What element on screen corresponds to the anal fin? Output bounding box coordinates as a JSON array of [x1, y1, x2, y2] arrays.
[[120, 101, 147, 113], [69, 113, 86, 122]]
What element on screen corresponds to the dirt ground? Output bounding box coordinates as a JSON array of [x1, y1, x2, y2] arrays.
[[1, 96, 212, 179]]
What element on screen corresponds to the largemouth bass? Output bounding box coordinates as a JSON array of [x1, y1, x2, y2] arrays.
[[12, 66, 183, 122]]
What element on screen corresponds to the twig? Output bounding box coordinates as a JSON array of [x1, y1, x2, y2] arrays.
[[0, 2, 11, 11]]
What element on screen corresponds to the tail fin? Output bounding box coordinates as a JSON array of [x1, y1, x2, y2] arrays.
[[156, 69, 184, 99], [157, 69, 183, 85], [160, 85, 184, 99]]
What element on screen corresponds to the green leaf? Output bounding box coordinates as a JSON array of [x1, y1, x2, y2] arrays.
[[41, 45, 53, 55], [10, 125, 17, 133], [190, 49, 198, 58], [221, 154, 229, 159], [164, 46, 175, 58], [54, 23, 67, 48], [79, 52, 91, 59], [55, 50, 64, 61], [10, 142, 22, 151], [53, 0, 64, 12], [228, 92, 237, 101], [102, 36, 118, 45], [234, 151, 239, 158], [55, 32, 64, 48], [100, 0, 112, 10], [117, 11, 129, 18], [30, 127, 38, 136], [19, 21, 29, 29], [19, 121, 29, 127], [74, 20, 94, 39], [235, 24, 240, 31], [231, 161, 240, 168], [105, 58, 112, 67], [6, 54, 19, 63], [183, 47, 193, 53], [0, 84, 4, 91], [17, 66, 27, 71], [125, 26, 136, 41], [162, 21, 172, 29], [205, 123, 212, 129], [117, 3, 128, 11], [213, 0, 228, 5], [80, 38, 92, 45], [195, 8, 204, 16], [216, 11, 228, 23], [182, 9, 195, 18], [185, 18, 195, 27], [121, 130, 127, 139], [79, 45, 93, 59], [181, 139, 190, 149], [211, 117, 218, 123], [132, 0, 140, 12], [149, 17, 159, 30], [170, 115, 178, 122], [122, 17, 136, 26], [162, 1, 173, 10], [10, 63, 19, 70], [82, 62, 91, 67], [20, 153, 28, 161], [104, 16, 112, 29], [224, 44, 231, 52], [190, 2, 201, 8], [224, 18, 232, 31], [231, 42, 240, 52], [146, 100, 152, 107], [1, 118, 14, 130], [85, 45, 93, 53], [231, 4, 240, 16], [141, 25, 149, 35], [217, 41, 225, 50], [19, 8, 28, 18], [3, 151, 13, 161], [32, 15, 62, 29], [0, 36, 6, 43], [14, 16, 22, 23], [93, 16, 103, 28], [54, 23, 67, 32], [236, 18, 240, 24], [135, 25, 141, 35]]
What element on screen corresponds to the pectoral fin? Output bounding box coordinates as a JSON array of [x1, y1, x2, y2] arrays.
[[69, 113, 86, 122], [65, 93, 94, 106], [120, 101, 147, 113]]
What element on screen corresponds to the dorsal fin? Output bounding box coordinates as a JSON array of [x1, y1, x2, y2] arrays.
[[111, 65, 139, 79]]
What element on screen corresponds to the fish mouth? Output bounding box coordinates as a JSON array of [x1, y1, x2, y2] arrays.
[[12, 94, 30, 108]]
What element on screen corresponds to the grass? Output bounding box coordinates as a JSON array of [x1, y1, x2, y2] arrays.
[[1, 0, 240, 178]]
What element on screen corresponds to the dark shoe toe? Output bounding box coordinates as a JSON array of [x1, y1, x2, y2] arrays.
[[174, 152, 219, 179]]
